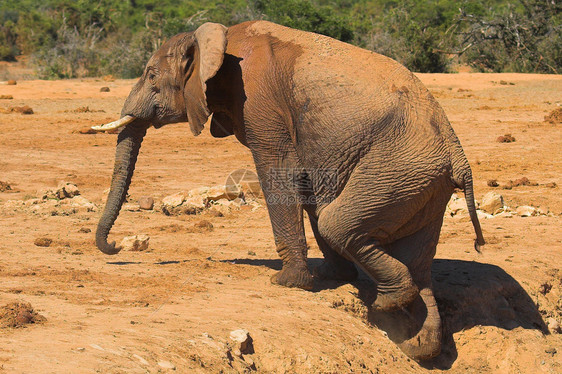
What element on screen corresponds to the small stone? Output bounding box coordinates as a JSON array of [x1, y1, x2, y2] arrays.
[[58, 182, 80, 198], [480, 192, 504, 214], [70, 196, 97, 212], [100, 86, 110, 92], [34, 237, 53, 247], [496, 134, 515, 143], [138, 196, 154, 210], [487, 179, 499, 187], [515, 205, 536, 217], [229, 329, 253, 356], [0, 95, 13, 99], [477, 210, 494, 219], [78, 227, 91, 233], [162, 192, 188, 208], [547, 318, 561, 334], [0, 181, 12, 192], [447, 194, 467, 216], [7, 80, 16, 85], [157, 360, 176, 370], [545, 182, 557, 188], [122, 203, 141, 212], [120, 235, 150, 251], [133, 354, 149, 365], [77, 127, 97, 134], [205, 186, 231, 202]]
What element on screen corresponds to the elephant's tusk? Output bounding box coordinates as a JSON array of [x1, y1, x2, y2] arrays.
[[91, 115, 136, 132]]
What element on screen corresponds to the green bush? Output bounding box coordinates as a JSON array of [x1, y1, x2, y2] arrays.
[[0, 0, 560, 76]]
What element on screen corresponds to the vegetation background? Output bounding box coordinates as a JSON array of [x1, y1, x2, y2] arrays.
[[0, 0, 560, 78]]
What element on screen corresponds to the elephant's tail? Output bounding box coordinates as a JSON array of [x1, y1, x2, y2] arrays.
[[451, 160, 485, 252], [459, 172, 486, 253]]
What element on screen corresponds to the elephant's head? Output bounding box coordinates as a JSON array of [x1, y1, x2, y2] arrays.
[[94, 23, 228, 255]]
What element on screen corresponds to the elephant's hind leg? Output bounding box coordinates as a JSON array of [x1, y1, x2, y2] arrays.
[[316, 205, 419, 312], [308, 215, 358, 282], [379, 217, 444, 360]]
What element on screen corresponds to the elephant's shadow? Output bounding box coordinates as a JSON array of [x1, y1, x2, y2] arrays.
[[231, 258, 547, 369]]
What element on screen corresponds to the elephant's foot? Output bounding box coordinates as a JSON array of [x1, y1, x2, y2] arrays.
[[372, 279, 419, 312], [271, 263, 314, 290], [397, 318, 441, 361], [312, 258, 358, 282], [370, 288, 442, 361]]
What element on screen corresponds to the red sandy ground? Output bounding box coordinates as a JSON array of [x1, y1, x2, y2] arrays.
[[0, 73, 560, 373]]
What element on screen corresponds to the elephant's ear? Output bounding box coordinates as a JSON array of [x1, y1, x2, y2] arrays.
[[185, 23, 227, 136]]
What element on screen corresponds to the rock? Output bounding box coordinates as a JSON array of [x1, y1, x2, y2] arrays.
[[494, 211, 513, 218], [229, 329, 253, 357], [138, 196, 154, 210], [6, 80, 16, 85], [0, 95, 13, 99], [157, 361, 176, 370], [78, 227, 91, 233], [547, 318, 561, 334], [122, 203, 140, 212], [515, 205, 537, 217], [162, 192, 188, 208], [447, 194, 467, 216], [208, 199, 239, 216], [479, 192, 504, 214], [58, 182, 80, 198], [477, 210, 494, 220], [120, 235, 150, 251], [206, 186, 229, 201], [189, 186, 209, 196], [487, 179, 499, 187], [133, 354, 149, 365], [70, 196, 96, 212], [34, 237, 52, 247], [545, 182, 557, 188], [100, 86, 110, 92]]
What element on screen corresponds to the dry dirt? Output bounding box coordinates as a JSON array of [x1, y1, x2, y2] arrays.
[[0, 73, 560, 373]]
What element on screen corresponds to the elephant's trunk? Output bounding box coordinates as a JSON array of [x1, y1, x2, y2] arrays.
[[96, 123, 147, 255]]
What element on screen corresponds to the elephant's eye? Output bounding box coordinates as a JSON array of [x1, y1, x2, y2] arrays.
[[148, 72, 156, 83]]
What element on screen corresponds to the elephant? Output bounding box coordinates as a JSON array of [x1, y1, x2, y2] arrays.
[[93, 21, 485, 361]]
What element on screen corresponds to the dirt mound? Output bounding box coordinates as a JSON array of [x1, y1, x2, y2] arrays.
[[544, 108, 562, 124], [0, 302, 46, 328], [0, 105, 33, 114], [496, 134, 515, 143]]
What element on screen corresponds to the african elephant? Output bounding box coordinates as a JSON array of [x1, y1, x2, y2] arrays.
[[93, 21, 485, 360]]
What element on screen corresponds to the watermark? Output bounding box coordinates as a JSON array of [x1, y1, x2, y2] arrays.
[[226, 168, 338, 205]]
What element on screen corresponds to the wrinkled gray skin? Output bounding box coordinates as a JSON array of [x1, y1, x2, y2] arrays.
[[96, 21, 485, 361]]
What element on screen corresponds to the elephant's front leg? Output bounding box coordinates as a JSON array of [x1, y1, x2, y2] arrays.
[[267, 197, 313, 290], [255, 162, 314, 290]]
